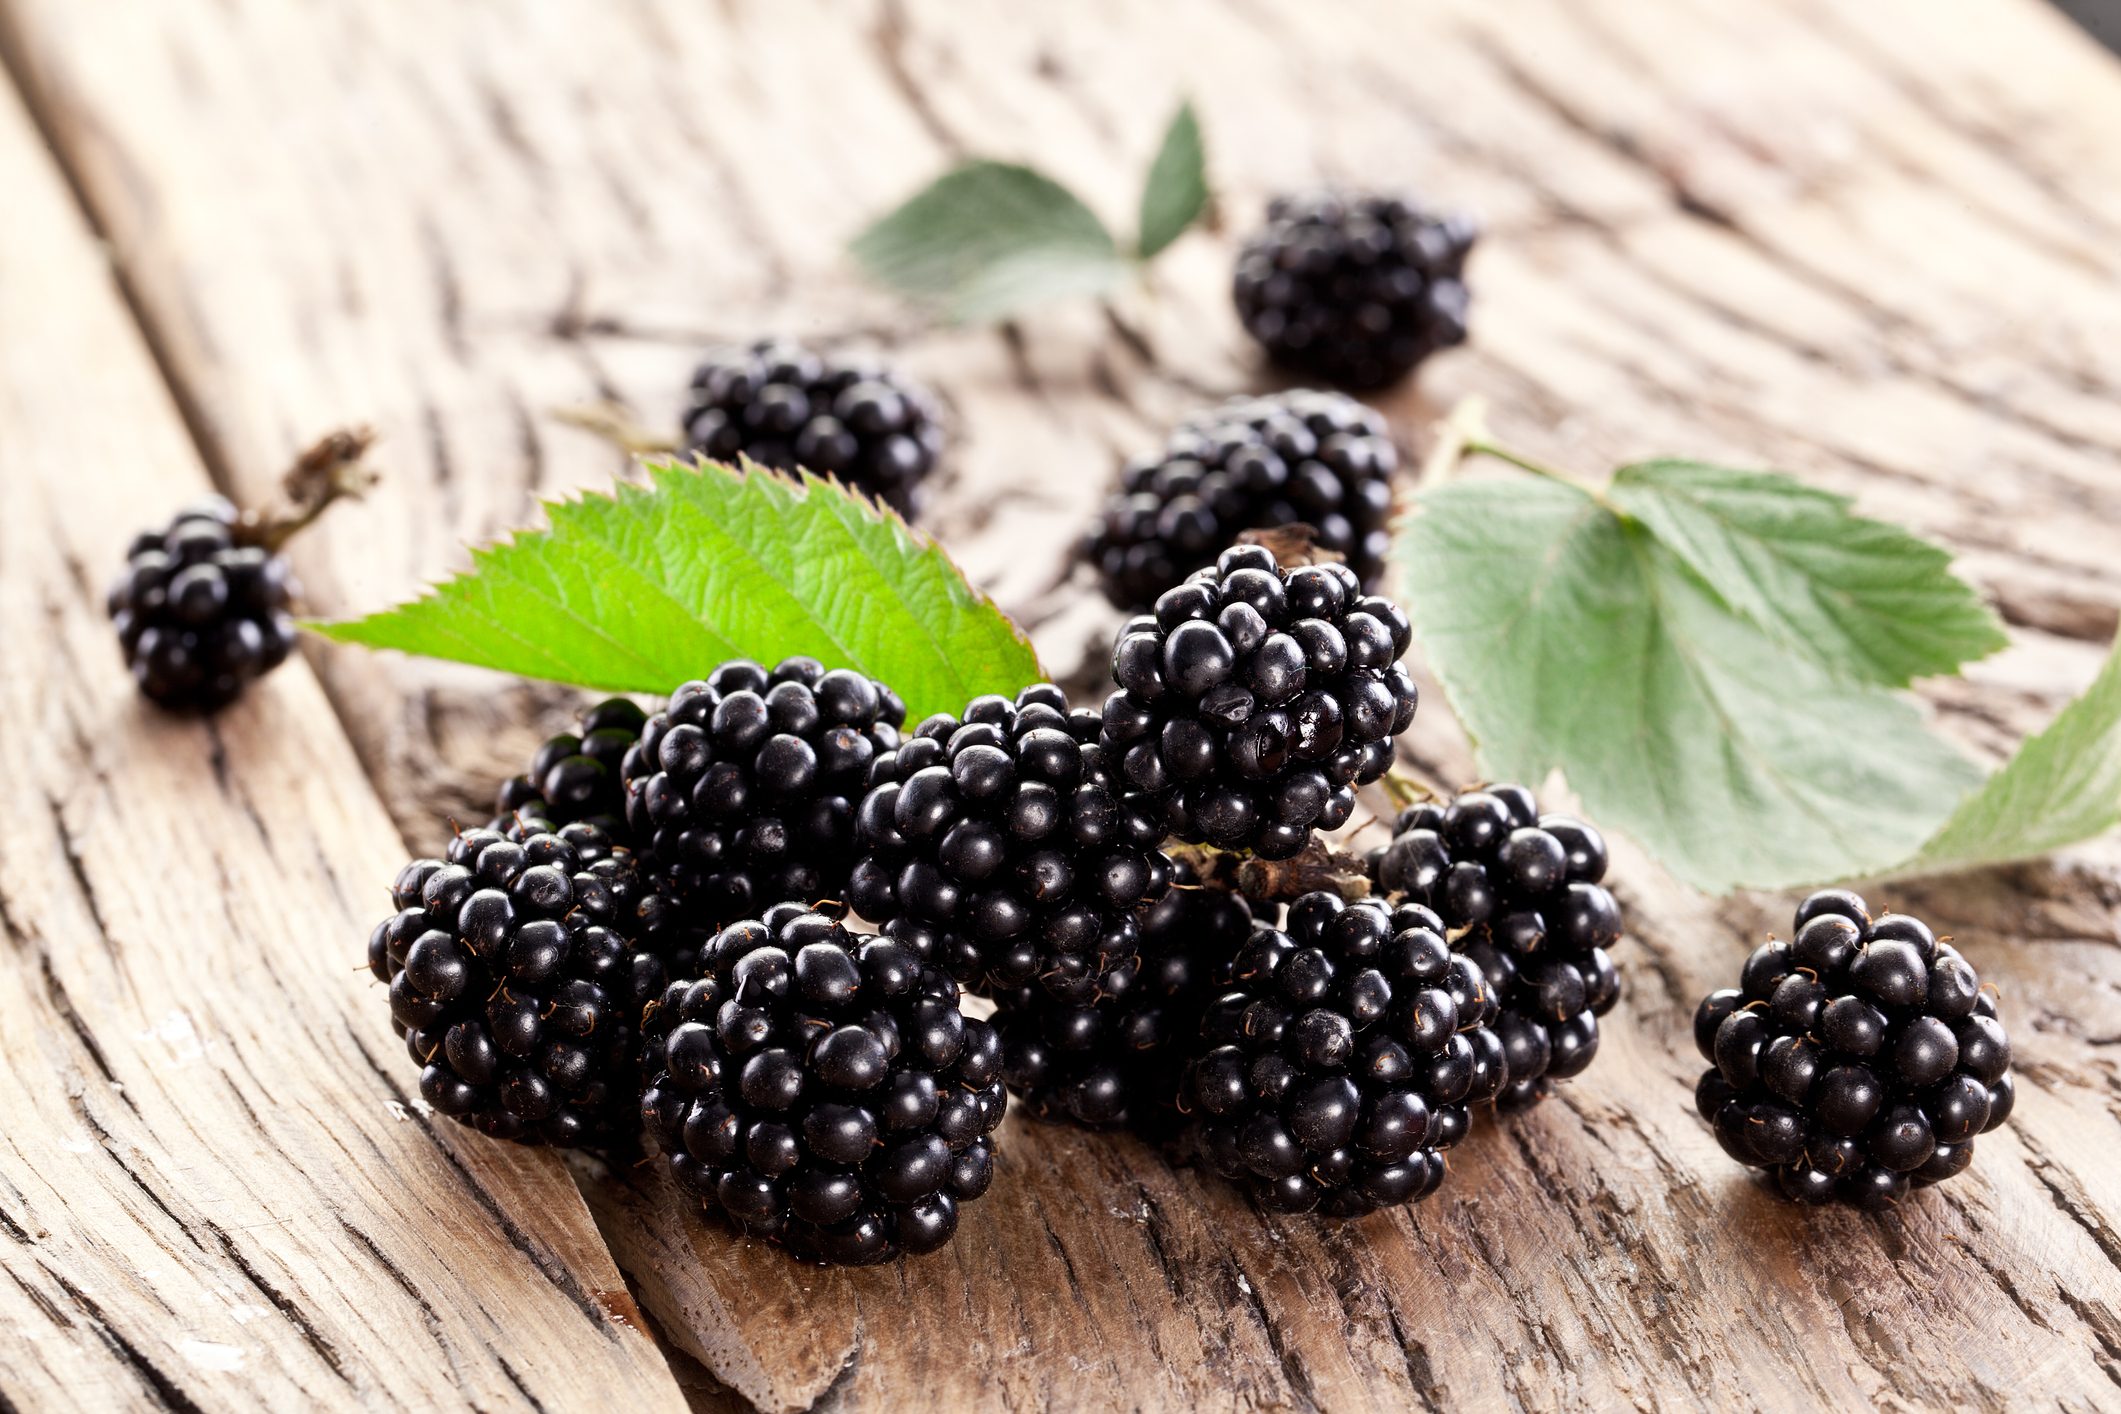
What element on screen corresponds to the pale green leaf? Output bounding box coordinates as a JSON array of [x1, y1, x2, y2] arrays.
[[1136, 101, 1208, 259]]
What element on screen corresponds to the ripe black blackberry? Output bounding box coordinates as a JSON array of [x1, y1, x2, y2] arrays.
[[683, 339, 945, 517], [995, 864, 1254, 1135], [107, 495, 298, 711], [1099, 546, 1420, 860], [367, 819, 668, 1148], [1369, 785, 1624, 1113], [619, 656, 907, 927], [491, 697, 652, 839], [1178, 891, 1506, 1217], [1086, 390, 1398, 612], [1233, 191, 1475, 390], [848, 683, 1174, 1003], [637, 907, 1005, 1265], [1693, 889, 2014, 1211]]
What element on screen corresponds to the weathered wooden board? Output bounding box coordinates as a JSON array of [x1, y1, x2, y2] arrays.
[[0, 64, 688, 1414], [6, 0, 2121, 1409]]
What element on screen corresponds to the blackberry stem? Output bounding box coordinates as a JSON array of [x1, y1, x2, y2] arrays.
[[1421, 394, 1607, 500], [237, 427, 379, 553], [551, 400, 683, 456]]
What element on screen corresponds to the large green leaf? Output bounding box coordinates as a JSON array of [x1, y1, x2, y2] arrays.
[[1136, 101, 1208, 258], [1900, 637, 2121, 875], [849, 160, 1129, 323], [1396, 477, 1983, 893], [312, 457, 1042, 722], [1607, 461, 2006, 687]]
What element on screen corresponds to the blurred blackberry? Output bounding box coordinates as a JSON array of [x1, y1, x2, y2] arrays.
[[619, 656, 907, 927], [638, 907, 1004, 1265], [1369, 784, 1624, 1113], [849, 683, 1175, 1007], [1693, 889, 2014, 1211], [996, 864, 1254, 1135], [1178, 891, 1505, 1217], [107, 495, 298, 711], [490, 697, 651, 839], [367, 820, 667, 1149], [683, 339, 945, 518], [1087, 390, 1398, 612], [1100, 546, 1420, 859], [1233, 191, 1475, 390]]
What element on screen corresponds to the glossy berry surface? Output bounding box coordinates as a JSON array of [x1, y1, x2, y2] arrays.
[[620, 656, 906, 928], [1233, 192, 1476, 390], [107, 495, 299, 711], [1087, 390, 1399, 612], [368, 820, 668, 1149], [1179, 891, 1504, 1218], [1369, 784, 1624, 1113], [1692, 888, 2013, 1210], [1101, 547, 1420, 859], [638, 908, 1004, 1266], [849, 684, 1174, 1009], [996, 862, 1253, 1135], [683, 339, 945, 517], [491, 697, 650, 840]]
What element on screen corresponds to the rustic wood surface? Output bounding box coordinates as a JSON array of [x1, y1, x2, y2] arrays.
[[4, 0, 2121, 1409]]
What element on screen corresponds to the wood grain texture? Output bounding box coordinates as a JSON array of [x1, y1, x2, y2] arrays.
[[0, 65, 688, 1414], [5, 0, 2121, 1409]]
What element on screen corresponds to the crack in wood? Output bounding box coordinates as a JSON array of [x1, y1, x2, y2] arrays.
[[42, 1264, 207, 1414], [201, 1220, 353, 1386]]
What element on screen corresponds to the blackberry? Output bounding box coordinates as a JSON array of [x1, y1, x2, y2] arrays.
[[491, 697, 652, 838], [367, 820, 668, 1148], [107, 495, 298, 710], [1692, 889, 2013, 1210], [1099, 546, 1420, 859], [1233, 191, 1475, 390], [1178, 891, 1505, 1217], [683, 339, 945, 517], [1086, 390, 1398, 612], [619, 656, 907, 927], [1369, 785, 1624, 1113], [638, 907, 1004, 1265], [848, 684, 1174, 1003], [996, 864, 1254, 1134]]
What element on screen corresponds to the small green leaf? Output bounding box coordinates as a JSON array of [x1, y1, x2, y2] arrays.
[[1136, 101, 1208, 259], [1607, 460, 2007, 687], [849, 161, 1128, 323], [311, 457, 1042, 723], [1899, 638, 2121, 875], [1396, 477, 1981, 893]]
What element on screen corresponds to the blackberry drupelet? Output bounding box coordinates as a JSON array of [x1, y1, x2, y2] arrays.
[[682, 339, 945, 518], [1369, 784, 1624, 1113], [1693, 889, 2014, 1211], [1178, 891, 1505, 1217], [847, 684, 1175, 1003], [367, 820, 668, 1148], [1233, 191, 1476, 390], [1099, 546, 1421, 860], [637, 907, 1005, 1265], [1086, 390, 1398, 612], [491, 697, 652, 839], [107, 495, 298, 711], [619, 656, 907, 927], [996, 863, 1254, 1134]]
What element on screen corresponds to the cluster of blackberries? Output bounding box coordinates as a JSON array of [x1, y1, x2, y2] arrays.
[[1101, 547, 1419, 858], [1086, 391, 1399, 612], [369, 820, 667, 1148], [1180, 892, 1505, 1217], [619, 657, 906, 928], [106, 496, 298, 710], [1233, 192, 1476, 390], [683, 339, 945, 518], [639, 907, 1004, 1265], [1694, 890, 2013, 1210], [1370, 785, 1623, 1112]]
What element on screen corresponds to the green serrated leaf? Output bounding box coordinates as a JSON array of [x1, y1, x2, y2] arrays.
[[1396, 477, 1981, 893], [1136, 101, 1208, 259], [1897, 638, 2121, 876], [849, 160, 1128, 323], [311, 457, 1043, 723], [1607, 460, 2007, 687]]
